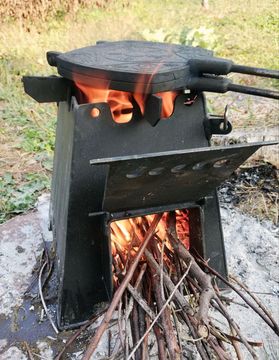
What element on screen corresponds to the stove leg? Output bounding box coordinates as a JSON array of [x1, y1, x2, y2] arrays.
[[189, 190, 228, 280]]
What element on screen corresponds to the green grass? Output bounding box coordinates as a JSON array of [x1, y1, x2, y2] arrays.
[[0, 0, 278, 223]]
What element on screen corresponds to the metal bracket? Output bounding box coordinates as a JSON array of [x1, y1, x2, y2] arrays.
[[22, 75, 71, 103], [145, 94, 162, 126], [204, 105, 232, 139]]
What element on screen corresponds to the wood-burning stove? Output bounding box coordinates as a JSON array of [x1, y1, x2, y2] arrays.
[[23, 40, 278, 329]]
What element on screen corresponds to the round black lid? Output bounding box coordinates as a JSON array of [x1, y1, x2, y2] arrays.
[[50, 40, 213, 93]]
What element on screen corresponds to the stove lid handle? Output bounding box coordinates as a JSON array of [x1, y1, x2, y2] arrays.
[[46, 51, 62, 67], [187, 75, 279, 100], [188, 58, 279, 79]]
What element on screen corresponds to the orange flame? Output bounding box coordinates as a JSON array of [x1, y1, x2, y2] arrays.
[[110, 210, 190, 259], [76, 81, 178, 123]]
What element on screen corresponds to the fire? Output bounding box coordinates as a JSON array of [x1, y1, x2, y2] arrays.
[[110, 210, 190, 259], [75, 81, 178, 123]]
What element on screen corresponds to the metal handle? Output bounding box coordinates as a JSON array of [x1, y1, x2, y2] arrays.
[[187, 74, 279, 100], [187, 59, 279, 99]]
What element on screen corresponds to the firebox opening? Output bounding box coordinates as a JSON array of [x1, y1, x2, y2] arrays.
[[74, 81, 179, 124], [110, 209, 199, 290]]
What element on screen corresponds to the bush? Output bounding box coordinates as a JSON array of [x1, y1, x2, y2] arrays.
[[0, 0, 110, 25]]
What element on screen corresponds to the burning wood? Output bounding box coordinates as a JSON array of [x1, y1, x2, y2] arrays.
[[75, 211, 279, 360]]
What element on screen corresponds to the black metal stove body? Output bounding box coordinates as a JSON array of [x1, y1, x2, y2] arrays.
[[23, 41, 279, 329]]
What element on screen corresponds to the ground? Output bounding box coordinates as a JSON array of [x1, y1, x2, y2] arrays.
[[0, 194, 278, 359]]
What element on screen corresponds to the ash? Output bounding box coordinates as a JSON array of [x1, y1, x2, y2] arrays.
[[219, 205, 279, 359], [0, 194, 278, 359]]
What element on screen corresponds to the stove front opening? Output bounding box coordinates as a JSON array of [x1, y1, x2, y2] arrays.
[[109, 208, 202, 292]]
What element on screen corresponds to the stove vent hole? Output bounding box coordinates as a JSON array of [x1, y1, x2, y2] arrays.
[[148, 167, 164, 176], [213, 159, 231, 168], [171, 164, 186, 174], [126, 166, 147, 179], [91, 107, 100, 118]]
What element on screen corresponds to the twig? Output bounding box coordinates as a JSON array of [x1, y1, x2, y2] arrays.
[[55, 311, 105, 360], [229, 324, 244, 360], [195, 256, 279, 336], [214, 295, 259, 360], [167, 212, 215, 328], [108, 329, 112, 358], [153, 324, 166, 360], [127, 261, 192, 360], [209, 325, 263, 347], [38, 261, 58, 334], [131, 304, 141, 360], [152, 273, 181, 359], [24, 341, 35, 360], [171, 305, 183, 352], [126, 263, 147, 319], [144, 248, 193, 315], [127, 284, 157, 322], [230, 275, 279, 333], [160, 238, 165, 299], [117, 299, 125, 353], [178, 310, 211, 360], [124, 293, 129, 360], [82, 214, 162, 360]]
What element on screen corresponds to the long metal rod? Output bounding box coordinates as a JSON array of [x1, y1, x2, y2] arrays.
[[231, 64, 279, 79], [228, 83, 279, 99]]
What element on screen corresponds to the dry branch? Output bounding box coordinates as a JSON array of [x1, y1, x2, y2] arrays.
[[152, 272, 181, 359], [78, 210, 275, 360], [195, 256, 279, 336], [82, 213, 162, 360], [167, 212, 215, 327]]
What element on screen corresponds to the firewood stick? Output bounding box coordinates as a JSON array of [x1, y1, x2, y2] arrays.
[[55, 311, 105, 360], [124, 292, 130, 359], [171, 305, 183, 352], [126, 263, 147, 318], [206, 338, 230, 360], [229, 275, 279, 332], [229, 324, 244, 360], [152, 273, 181, 360], [117, 299, 125, 353], [144, 248, 193, 315], [142, 278, 153, 360], [173, 252, 183, 294], [214, 295, 259, 360], [127, 263, 192, 360], [167, 212, 215, 327], [23, 341, 35, 360], [178, 310, 211, 360], [159, 238, 166, 299], [188, 275, 261, 354], [127, 283, 157, 322], [141, 315, 149, 360], [108, 329, 112, 358], [195, 256, 279, 336], [113, 241, 127, 267], [82, 214, 162, 360], [137, 289, 146, 355], [184, 303, 231, 360], [131, 304, 141, 360], [209, 323, 263, 347], [217, 332, 262, 348], [153, 324, 166, 360]]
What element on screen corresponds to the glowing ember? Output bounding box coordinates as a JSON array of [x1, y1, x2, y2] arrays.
[[75, 81, 178, 123]]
